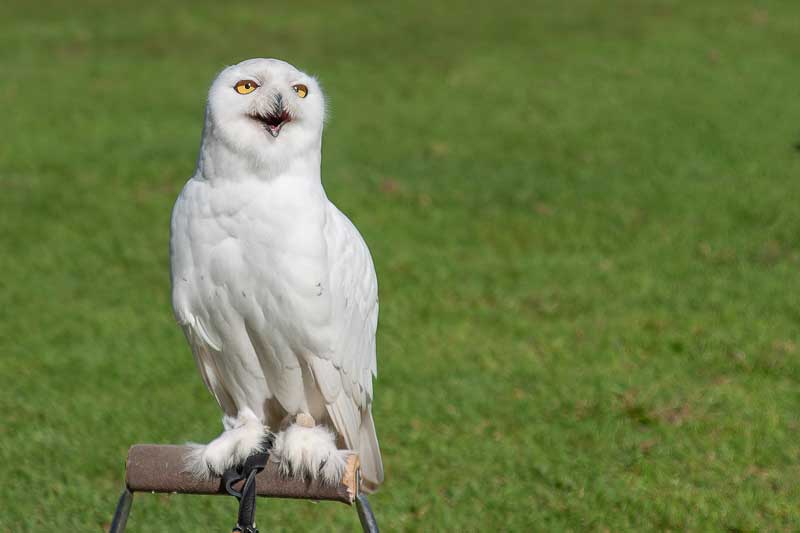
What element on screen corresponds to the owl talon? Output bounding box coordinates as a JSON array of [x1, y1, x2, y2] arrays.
[[185, 408, 269, 479], [273, 423, 348, 485]]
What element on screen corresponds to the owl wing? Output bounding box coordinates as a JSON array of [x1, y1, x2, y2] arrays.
[[306, 202, 383, 488]]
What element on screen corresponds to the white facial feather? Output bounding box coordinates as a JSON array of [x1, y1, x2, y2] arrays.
[[197, 58, 326, 179]]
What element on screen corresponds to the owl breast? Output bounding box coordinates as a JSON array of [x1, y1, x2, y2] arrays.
[[175, 175, 329, 319], [170, 175, 332, 417]]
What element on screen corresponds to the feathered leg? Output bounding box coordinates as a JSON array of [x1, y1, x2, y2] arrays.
[[272, 413, 349, 484], [186, 407, 269, 479]]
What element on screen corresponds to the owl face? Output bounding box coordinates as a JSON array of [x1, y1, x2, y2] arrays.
[[204, 58, 325, 169]]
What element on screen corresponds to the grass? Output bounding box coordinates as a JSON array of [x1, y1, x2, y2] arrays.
[[1, 0, 799, 530]]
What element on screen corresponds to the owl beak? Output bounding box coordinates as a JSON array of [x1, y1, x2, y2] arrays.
[[266, 123, 282, 138], [250, 93, 291, 138]]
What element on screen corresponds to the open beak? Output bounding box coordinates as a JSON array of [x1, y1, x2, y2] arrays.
[[250, 94, 291, 138]]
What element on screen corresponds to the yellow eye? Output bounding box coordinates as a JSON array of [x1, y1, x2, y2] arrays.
[[293, 84, 308, 98], [234, 80, 258, 95]]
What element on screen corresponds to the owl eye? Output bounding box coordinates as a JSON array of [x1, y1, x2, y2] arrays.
[[292, 84, 308, 98], [234, 80, 259, 95]]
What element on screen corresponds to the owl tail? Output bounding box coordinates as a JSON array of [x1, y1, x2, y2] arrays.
[[358, 408, 384, 493]]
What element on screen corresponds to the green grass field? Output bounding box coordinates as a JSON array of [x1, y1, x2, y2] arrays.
[[2, 1, 799, 531]]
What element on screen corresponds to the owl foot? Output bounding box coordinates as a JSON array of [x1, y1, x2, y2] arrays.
[[185, 407, 270, 480], [272, 421, 348, 485]]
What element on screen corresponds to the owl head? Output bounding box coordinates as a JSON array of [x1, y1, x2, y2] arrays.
[[199, 58, 325, 177]]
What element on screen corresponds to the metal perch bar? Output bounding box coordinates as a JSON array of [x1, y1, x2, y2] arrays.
[[110, 444, 379, 533]]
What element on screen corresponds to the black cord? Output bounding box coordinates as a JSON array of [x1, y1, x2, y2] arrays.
[[223, 435, 274, 533]]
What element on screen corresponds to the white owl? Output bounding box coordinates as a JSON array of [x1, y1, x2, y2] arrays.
[[170, 58, 383, 491]]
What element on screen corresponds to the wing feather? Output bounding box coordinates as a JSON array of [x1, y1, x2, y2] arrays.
[[179, 317, 237, 417], [311, 203, 383, 487]]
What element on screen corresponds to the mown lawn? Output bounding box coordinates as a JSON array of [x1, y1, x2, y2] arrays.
[[1, 1, 799, 531]]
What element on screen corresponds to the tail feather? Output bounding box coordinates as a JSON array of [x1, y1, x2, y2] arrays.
[[325, 394, 384, 492], [357, 409, 384, 492]]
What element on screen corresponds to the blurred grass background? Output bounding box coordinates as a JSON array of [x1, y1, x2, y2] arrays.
[[1, 0, 799, 531]]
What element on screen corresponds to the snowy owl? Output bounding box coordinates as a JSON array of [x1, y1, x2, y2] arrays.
[[170, 58, 384, 491]]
